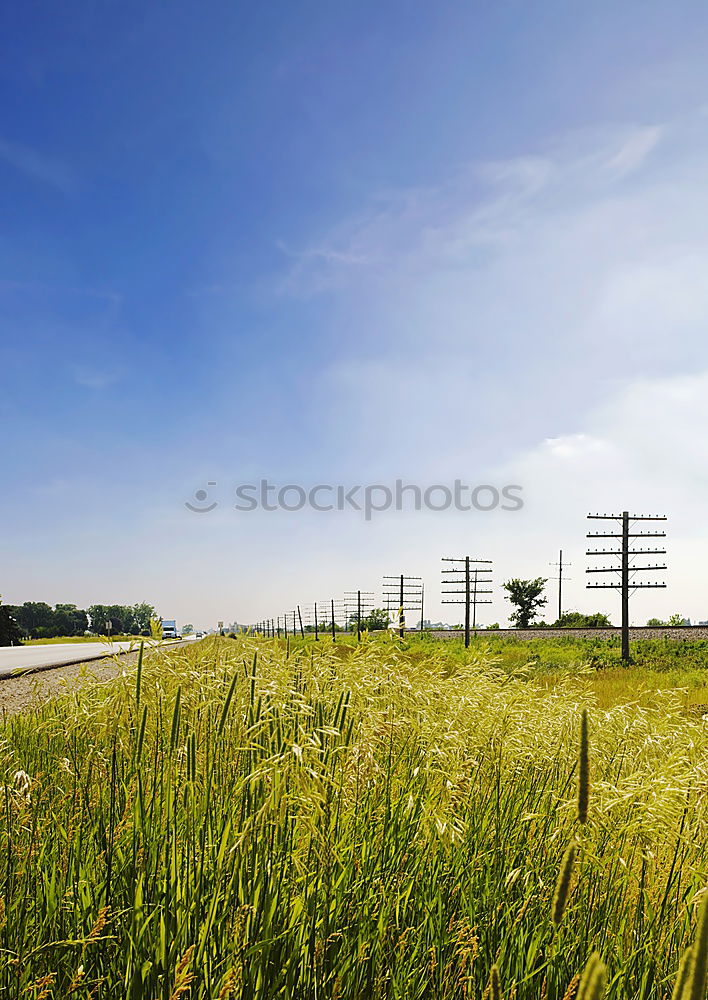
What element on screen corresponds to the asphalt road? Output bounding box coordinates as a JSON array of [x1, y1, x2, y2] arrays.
[[0, 639, 184, 677]]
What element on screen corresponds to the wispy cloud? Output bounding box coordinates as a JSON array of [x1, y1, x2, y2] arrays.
[[278, 122, 672, 301], [0, 138, 77, 194], [605, 125, 663, 177], [274, 110, 708, 486]]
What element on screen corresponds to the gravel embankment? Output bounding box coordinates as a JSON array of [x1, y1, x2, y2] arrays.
[[0, 643, 187, 717]]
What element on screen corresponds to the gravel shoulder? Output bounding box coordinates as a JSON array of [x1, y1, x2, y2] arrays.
[[0, 645, 177, 716]]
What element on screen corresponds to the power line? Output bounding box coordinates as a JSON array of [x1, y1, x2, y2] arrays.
[[343, 591, 375, 642], [441, 557, 493, 647], [586, 511, 667, 663], [549, 549, 572, 620], [382, 574, 424, 637]]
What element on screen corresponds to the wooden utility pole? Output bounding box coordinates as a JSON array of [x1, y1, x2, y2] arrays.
[[382, 575, 423, 637], [343, 591, 374, 642], [441, 557, 493, 648], [587, 511, 667, 663], [549, 549, 571, 621], [321, 598, 347, 641], [303, 602, 321, 640]]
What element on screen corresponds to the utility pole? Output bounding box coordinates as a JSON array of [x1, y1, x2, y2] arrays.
[[321, 598, 346, 641], [586, 511, 667, 664], [343, 591, 374, 642], [441, 557, 493, 648], [382, 575, 423, 637], [320, 598, 341, 642], [303, 603, 321, 641], [549, 549, 571, 621]]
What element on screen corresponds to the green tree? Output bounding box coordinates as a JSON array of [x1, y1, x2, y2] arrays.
[[54, 604, 89, 636], [106, 605, 128, 634], [348, 609, 391, 632], [131, 602, 157, 633], [364, 608, 391, 631], [182, 624, 194, 635], [88, 605, 110, 635], [667, 614, 688, 626], [14, 602, 56, 639], [0, 600, 22, 646], [553, 611, 611, 628], [502, 578, 548, 628], [646, 617, 666, 626], [89, 604, 143, 635]]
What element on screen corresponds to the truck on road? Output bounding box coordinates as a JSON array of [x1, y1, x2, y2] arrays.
[[161, 619, 180, 639]]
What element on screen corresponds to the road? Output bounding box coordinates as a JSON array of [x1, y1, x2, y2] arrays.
[[0, 638, 190, 678]]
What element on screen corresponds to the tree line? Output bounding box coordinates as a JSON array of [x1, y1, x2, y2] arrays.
[[501, 579, 688, 629], [0, 600, 157, 642]]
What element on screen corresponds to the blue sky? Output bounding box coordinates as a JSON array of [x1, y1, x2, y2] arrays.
[[3, 1, 708, 626]]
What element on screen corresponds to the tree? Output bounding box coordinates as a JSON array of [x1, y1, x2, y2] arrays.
[[646, 617, 665, 626], [131, 603, 157, 634], [88, 605, 111, 635], [54, 604, 89, 636], [348, 608, 391, 632], [553, 611, 611, 628], [182, 624, 194, 635], [88, 604, 144, 635], [14, 602, 56, 639], [667, 614, 688, 626], [366, 608, 391, 631], [106, 605, 128, 634], [0, 600, 22, 646], [503, 578, 548, 628]]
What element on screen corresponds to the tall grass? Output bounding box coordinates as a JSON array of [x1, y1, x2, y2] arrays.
[[0, 635, 706, 999]]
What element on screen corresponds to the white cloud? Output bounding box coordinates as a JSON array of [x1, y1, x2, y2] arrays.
[[605, 125, 663, 177], [280, 121, 670, 297], [485, 370, 708, 622], [272, 112, 708, 484]]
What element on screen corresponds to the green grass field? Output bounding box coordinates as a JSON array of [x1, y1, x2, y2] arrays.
[[1, 634, 707, 999]]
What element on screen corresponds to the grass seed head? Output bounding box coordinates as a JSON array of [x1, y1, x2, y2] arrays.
[[552, 843, 577, 925], [489, 963, 503, 1000], [577, 952, 606, 1000], [688, 893, 708, 1000], [561, 973, 581, 1000], [672, 947, 694, 1000], [577, 709, 589, 824]]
